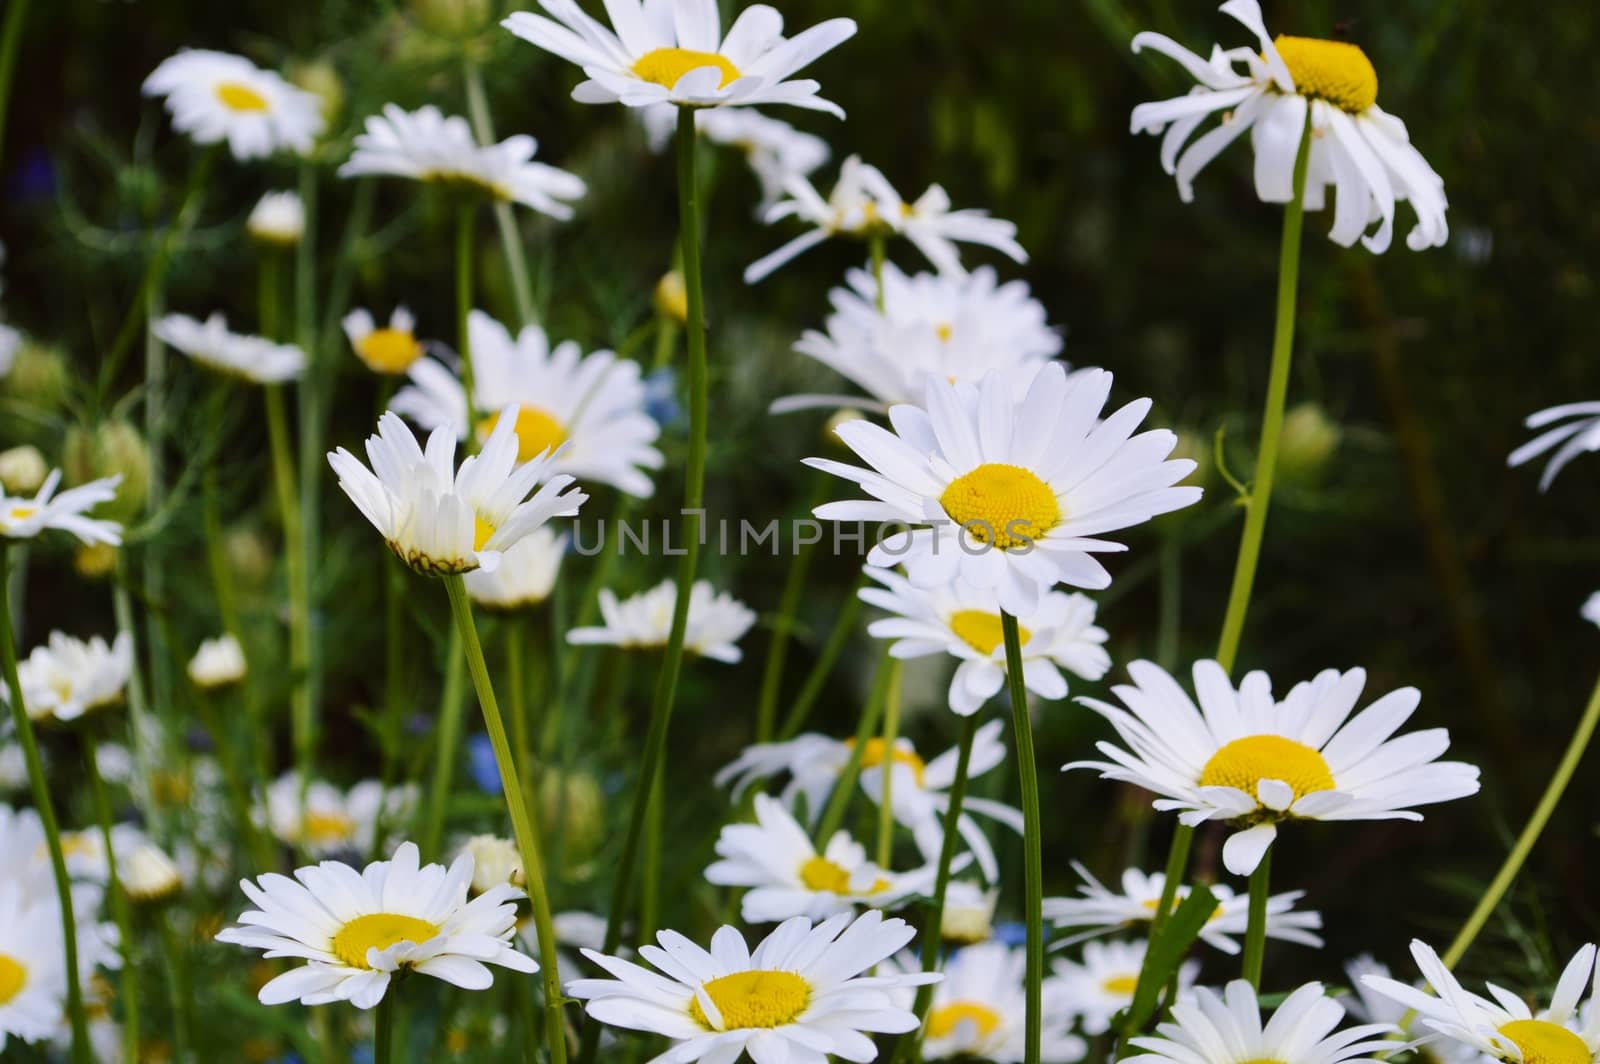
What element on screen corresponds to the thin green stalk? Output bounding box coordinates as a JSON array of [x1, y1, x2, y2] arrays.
[[507, 615, 535, 815], [202, 386, 241, 639], [264, 385, 313, 801], [778, 571, 867, 741], [373, 990, 396, 1064], [463, 56, 538, 329], [294, 161, 324, 755], [196, 689, 273, 872], [456, 203, 482, 434], [1242, 846, 1272, 989], [85, 737, 140, 1063], [0, 0, 31, 174], [381, 557, 406, 786], [112, 562, 161, 837], [144, 281, 174, 773], [422, 634, 467, 857], [0, 544, 90, 1063], [157, 910, 192, 1063], [875, 661, 904, 868], [815, 651, 895, 844], [444, 575, 567, 1064], [869, 233, 887, 312], [1002, 611, 1043, 1064], [640, 768, 664, 944], [755, 476, 830, 743]]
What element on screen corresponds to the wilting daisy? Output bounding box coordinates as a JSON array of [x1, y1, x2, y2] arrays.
[[0, 470, 122, 545], [1052, 938, 1197, 1037], [143, 49, 324, 160], [246, 190, 304, 245], [705, 794, 939, 923], [1508, 401, 1600, 492], [261, 773, 418, 858], [0, 881, 73, 1052], [463, 527, 566, 610], [641, 104, 829, 210], [861, 564, 1110, 715], [503, 0, 858, 116], [1128, 980, 1397, 1064], [216, 841, 536, 1008], [1363, 940, 1600, 1064], [154, 313, 306, 384], [344, 306, 427, 376], [339, 105, 586, 219], [188, 633, 246, 689], [391, 311, 663, 496], [7, 632, 133, 724], [1068, 659, 1481, 875], [808, 363, 1201, 614], [569, 910, 936, 1061], [781, 263, 1062, 414], [567, 579, 755, 662], [1343, 955, 1479, 1064], [1129, 0, 1447, 252], [327, 411, 587, 576], [1042, 861, 1323, 955]]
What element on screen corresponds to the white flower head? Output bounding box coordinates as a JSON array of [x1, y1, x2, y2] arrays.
[[1129, 0, 1447, 252], [121, 841, 184, 903], [0, 880, 75, 1051], [642, 104, 830, 210], [154, 312, 306, 384], [261, 773, 417, 858], [339, 105, 586, 219], [458, 836, 522, 894], [8, 632, 133, 723], [567, 579, 755, 662], [143, 49, 324, 160], [247, 190, 305, 245], [0, 470, 122, 545], [188, 633, 246, 689], [328, 410, 588, 576], [503, 0, 858, 116], [1068, 659, 1482, 875], [940, 880, 999, 945], [1128, 979, 1397, 1064], [463, 527, 566, 610], [344, 306, 426, 376], [1508, 401, 1600, 492], [1052, 938, 1197, 1037], [215, 840, 537, 1009]]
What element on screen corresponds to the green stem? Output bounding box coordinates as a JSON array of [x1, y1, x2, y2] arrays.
[[815, 651, 895, 844], [456, 203, 482, 435], [777, 571, 867, 741], [1002, 611, 1043, 1064], [157, 910, 192, 1063], [294, 161, 324, 757], [0, 0, 31, 175], [755, 475, 830, 743], [264, 386, 313, 805], [373, 990, 396, 1064], [463, 56, 538, 329], [507, 616, 535, 816], [143, 281, 174, 778], [1241, 845, 1272, 989], [869, 233, 887, 312], [640, 768, 664, 944], [196, 688, 273, 872], [875, 661, 904, 869], [85, 736, 140, 1064], [111, 563, 161, 839], [444, 575, 567, 1064], [423, 634, 467, 857], [202, 387, 241, 639]]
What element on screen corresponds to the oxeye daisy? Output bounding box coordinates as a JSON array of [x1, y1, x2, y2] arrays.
[[390, 310, 663, 497], [1508, 401, 1600, 492], [260, 773, 417, 858], [1067, 659, 1482, 875], [807, 363, 1202, 615], [861, 564, 1110, 716], [0, 881, 74, 1052], [339, 105, 586, 219], [1362, 941, 1600, 1064], [154, 313, 306, 384], [246, 190, 304, 246], [188, 633, 246, 690], [142, 49, 324, 160], [463, 527, 566, 611], [641, 104, 829, 211], [566, 579, 755, 662], [327, 410, 587, 577], [940, 880, 999, 945], [0, 470, 123, 545], [6, 632, 133, 724], [1129, 0, 1448, 252], [568, 910, 936, 1062], [1051, 938, 1197, 1036], [502, 0, 858, 116], [215, 841, 536, 1009], [1343, 955, 1480, 1064], [344, 306, 428, 376], [1125, 980, 1397, 1064]]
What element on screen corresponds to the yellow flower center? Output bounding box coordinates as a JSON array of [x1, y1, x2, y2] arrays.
[[849, 737, 928, 787], [302, 811, 355, 846], [478, 406, 567, 464], [927, 1001, 1003, 1040], [1101, 974, 1139, 997], [1199, 735, 1335, 803], [330, 913, 441, 970], [355, 329, 424, 374], [948, 609, 1030, 657], [1140, 894, 1224, 923], [939, 464, 1061, 550], [688, 970, 810, 1030], [473, 515, 497, 552], [632, 48, 741, 90], [935, 323, 954, 342], [5, 504, 36, 522], [1499, 1020, 1592, 1064], [799, 856, 888, 895], [216, 81, 270, 113], [1273, 36, 1378, 113], [0, 953, 26, 1005], [58, 833, 97, 859]]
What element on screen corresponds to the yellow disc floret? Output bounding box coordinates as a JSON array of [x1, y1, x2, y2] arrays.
[[949, 609, 1030, 657], [850, 737, 928, 787], [216, 82, 271, 113], [302, 811, 355, 847], [939, 464, 1061, 550], [473, 515, 497, 552], [688, 970, 811, 1030], [632, 48, 741, 90], [1273, 36, 1378, 113], [1498, 1020, 1593, 1064], [799, 856, 888, 896], [927, 1001, 1003, 1040], [1101, 974, 1139, 997], [1199, 735, 1335, 803], [479, 406, 566, 464], [331, 913, 440, 969], [0, 953, 27, 1005], [355, 329, 425, 374]]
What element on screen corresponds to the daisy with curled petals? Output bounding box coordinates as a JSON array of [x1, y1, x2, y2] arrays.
[[215, 841, 536, 1009], [0, 470, 122, 545], [861, 564, 1109, 716], [502, 0, 858, 116], [568, 909, 936, 1063], [807, 363, 1202, 615], [464, 527, 566, 611], [567, 579, 754, 662], [1129, 0, 1447, 253], [142, 49, 324, 160], [7, 632, 133, 724], [1126, 980, 1398, 1064], [641, 104, 829, 211], [1051, 938, 1196, 1036], [340, 105, 586, 220], [327, 411, 587, 577], [344, 306, 427, 376], [154, 313, 306, 384], [1362, 940, 1600, 1064], [391, 310, 663, 497], [1067, 659, 1481, 876], [1508, 401, 1600, 491], [259, 773, 418, 858]]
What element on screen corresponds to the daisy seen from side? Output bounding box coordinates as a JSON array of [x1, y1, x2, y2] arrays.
[[6, 632, 133, 724], [464, 527, 567, 611], [0, 471, 122, 545], [260, 773, 418, 858], [143, 49, 324, 160], [154, 313, 306, 384], [1124, 980, 1398, 1064], [567, 579, 755, 662]]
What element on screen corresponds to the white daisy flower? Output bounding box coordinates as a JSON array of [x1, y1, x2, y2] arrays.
[[1042, 861, 1323, 955], [7, 632, 133, 724], [187, 633, 246, 689], [260, 773, 418, 858], [142, 49, 324, 160], [781, 263, 1063, 414], [0, 470, 122, 545], [153, 312, 306, 384], [1129, 0, 1447, 252], [247, 190, 304, 246], [343, 306, 427, 376], [807, 363, 1202, 615], [1343, 955, 1481, 1064], [327, 410, 588, 576], [463, 527, 566, 611], [1051, 937, 1197, 1037], [1585, 592, 1600, 629], [1067, 659, 1481, 875], [861, 564, 1110, 716], [120, 841, 183, 904], [705, 794, 942, 924], [0, 881, 73, 1052], [1127, 979, 1397, 1064], [1508, 401, 1600, 492], [568, 909, 937, 1062], [339, 104, 586, 220], [1362, 940, 1600, 1064], [458, 836, 522, 894], [502, 0, 858, 116], [567, 579, 755, 662], [215, 840, 537, 1009], [0, 805, 52, 894], [641, 104, 829, 210], [940, 880, 999, 945], [390, 310, 663, 497]]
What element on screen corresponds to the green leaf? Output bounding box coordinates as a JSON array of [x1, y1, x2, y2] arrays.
[[1121, 884, 1219, 1037]]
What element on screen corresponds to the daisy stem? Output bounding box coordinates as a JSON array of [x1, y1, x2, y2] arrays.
[[0, 543, 91, 1064], [156, 908, 192, 1063], [264, 384, 313, 813], [1241, 845, 1272, 989], [640, 768, 664, 944], [373, 991, 396, 1064], [0, 0, 30, 175], [870, 233, 887, 312], [422, 634, 467, 857], [294, 161, 326, 753], [755, 473, 832, 743], [1001, 611, 1044, 1064], [456, 202, 482, 435], [815, 649, 896, 844], [463, 55, 539, 330], [85, 735, 140, 1064], [203, 384, 242, 640], [444, 574, 568, 1064], [876, 660, 904, 868]]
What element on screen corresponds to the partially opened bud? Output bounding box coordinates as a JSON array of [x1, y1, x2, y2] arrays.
[[654, 271, 688, 325], [1278, 402, 1341, 485], [63, 420, 150, 523], [0, 445, 47, 494], [461, 835, 522, 894]]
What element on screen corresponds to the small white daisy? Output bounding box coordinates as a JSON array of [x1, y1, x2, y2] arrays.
[[339, 104, 586, 219], [458, 836, 522, 894], [0, 881, 73, 1052], [1129, 0, 1447, 252], [7, 632, 133, 724], [568, 909, 937, 1062], [390, 310, 664, 497], [503, 0, 858, 116], [1343, 955, 1480, 1064], [641, 104, 829, 211], [260, 773, 418, 858], [343, 306, 427, 376], [153, 312, 306, 384], [463, 527, 566, 611], [247, 190, 304, 245], [120, 841, 183, 904], [327, 410, 587, 576], [188, 633, 246, 689], [1051, 938, 1197, 1037], [940, 880, 999, 945], [861, 564, 1110, 716], [0, 470, 122, 545], [215, 840, 536, 1009], [807, 363, 1201, 615], [1127, 979, 1397, 1064], [1508, 401, 1600, 492], [142, 49, 324, 160], [567, 579, 755, 662], [1067, 659, 1482, 875]]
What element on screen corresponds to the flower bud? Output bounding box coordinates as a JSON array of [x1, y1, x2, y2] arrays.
[[1277, 402, 1341, 485], [654, 271, 688, 325], [188, 634, 247, 690], [286, 59, 344, 127], [63, 420, 151, 523], [940, 881, 998, 945], [123, 842, 183, 904], [539, 768, 604, 865], [2, 340, 70, 410], [409, 0, 493, 38], [247, 191, 305, 248], [461, 835, 522, 894], [227, 528, 274, 590], [75, 543, 119, 580], [0, 444, 47, 494]]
